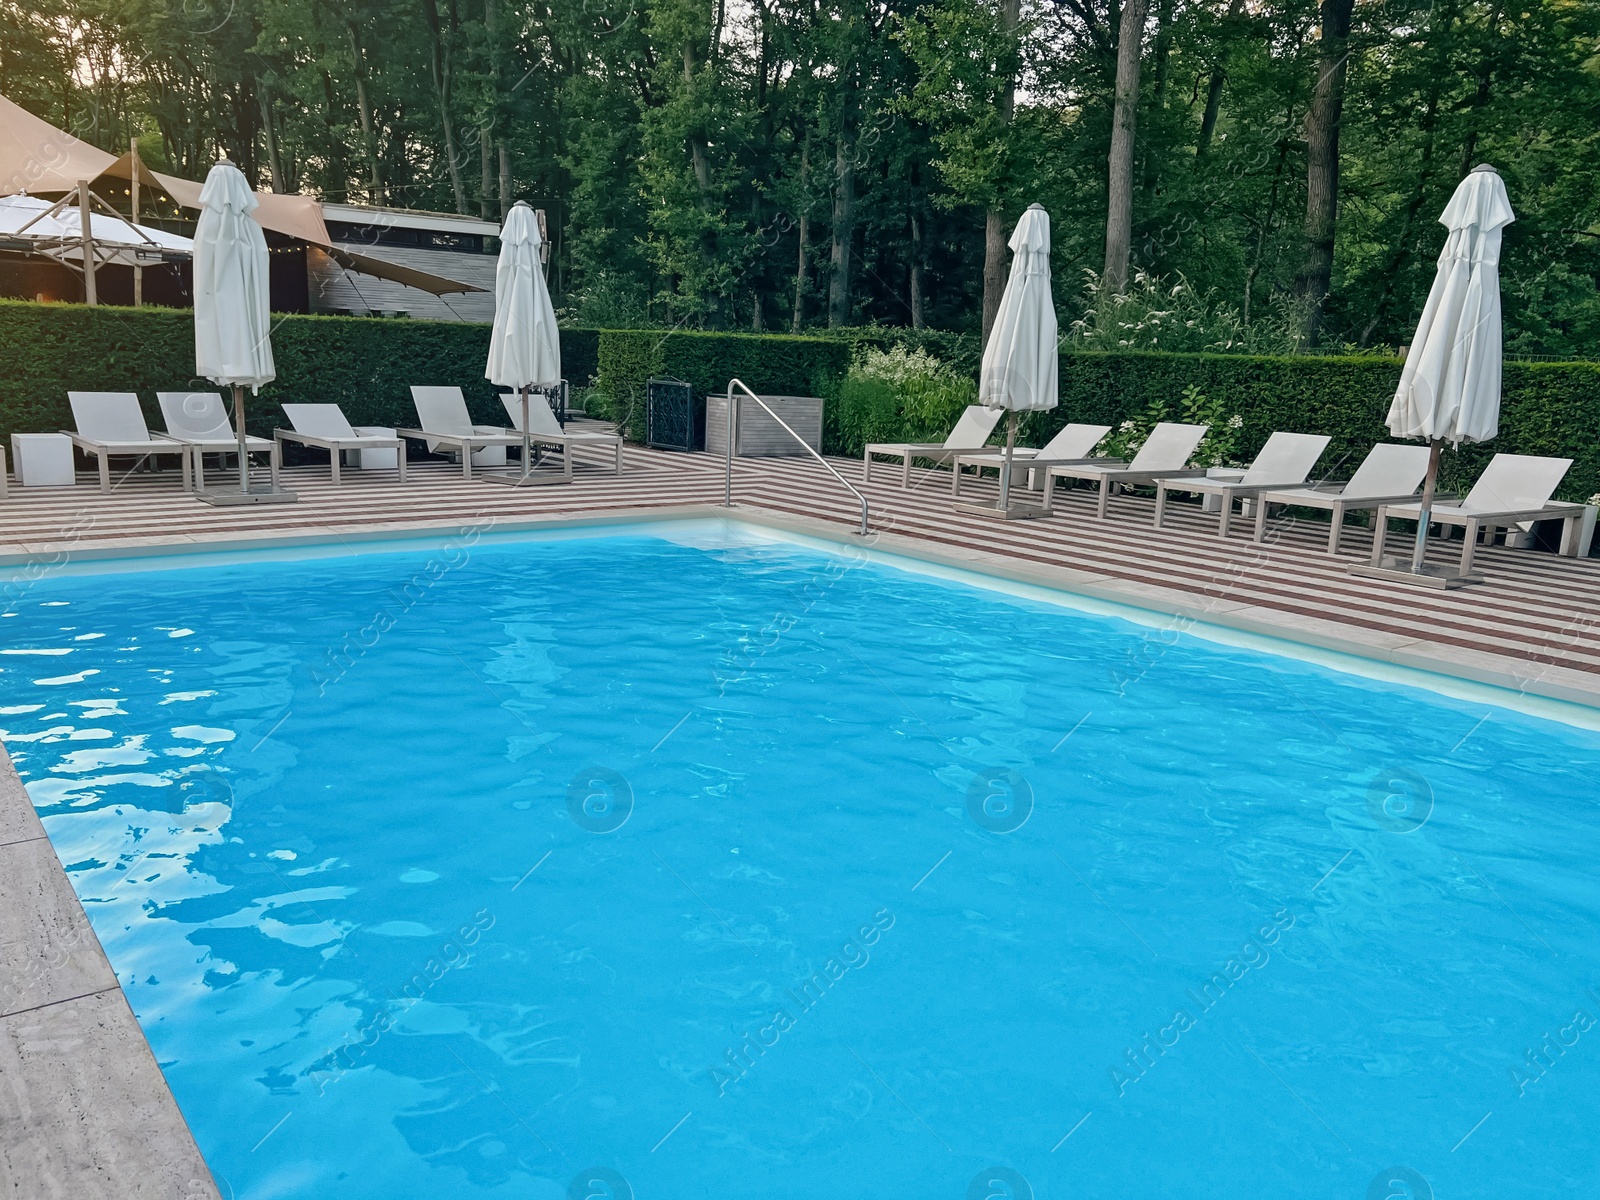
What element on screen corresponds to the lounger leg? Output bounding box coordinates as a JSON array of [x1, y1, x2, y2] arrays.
[[331, 446, 342, 486], [1560, 513, 1581, 557], [1460, 520, 1480, 574], [1369, 508, 1390, 565], [1218, 490, 1233, 539], [564, 444, 573, 482], [1254, 498, 1269, 543], [1327, 504, 1344, 554], [271, 444, 281, 490], [97, 451, 110, 494], [614, 442, 622, 476], [952, 461, 961, 497], [396, 444, 407, 484], [863, 449, 872, 483], [902, 454, 911, 489], [1153, 483, 1168, 528], [462, 445, 474, 481], [1096, 476, 1110, 519], [1042, 472, 1055, 513]]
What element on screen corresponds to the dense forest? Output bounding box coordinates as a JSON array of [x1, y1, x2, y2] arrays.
[[2, 0, 1598, 354]]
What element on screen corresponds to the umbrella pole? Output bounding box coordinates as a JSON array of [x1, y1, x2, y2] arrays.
[[1409, 438, 1443, 573], [999, 412, 1018, 510], [521, 385, 532, 481], [234, 384, 248, 493]]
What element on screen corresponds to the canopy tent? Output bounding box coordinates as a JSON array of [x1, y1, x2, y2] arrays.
[[0, 193, 191, 265], [0, 94, 116, 196], [0, 93, 485, 300]]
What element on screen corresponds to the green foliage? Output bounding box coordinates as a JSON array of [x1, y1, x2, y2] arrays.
[[0, 300, 598, 448], [1067, 270, 1319, 358]]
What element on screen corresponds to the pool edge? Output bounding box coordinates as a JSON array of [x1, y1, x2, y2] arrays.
[[0, 743, 222, 1199]]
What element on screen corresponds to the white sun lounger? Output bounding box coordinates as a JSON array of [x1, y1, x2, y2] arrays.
[[399, 386, 524, 480], [1250, 442, 1433, 553], [1042, 421, 1210, 517], [863, 405, 1004, 487], [949, 422, 1114, 497], [1153, 431, 1331, 537], [274, 403, 407, 485], [1370, 453, 1591, 574], [499, 392, 623, 479], [65, 391, 193, 493], [156, 391, 281, 493]]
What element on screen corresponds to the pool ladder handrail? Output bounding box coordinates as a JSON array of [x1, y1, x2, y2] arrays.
[[720, 377, 870, 536]]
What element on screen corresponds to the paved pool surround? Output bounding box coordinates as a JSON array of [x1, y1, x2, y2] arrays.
[[0, 745, 220, 1200]]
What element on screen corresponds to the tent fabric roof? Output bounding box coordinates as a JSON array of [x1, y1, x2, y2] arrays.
[[0, 94, 118, 196], [1, 94, 484, 299]]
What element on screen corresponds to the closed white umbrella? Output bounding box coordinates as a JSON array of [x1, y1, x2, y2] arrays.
[[973, 204, 1058, 516], [192, 160, 291, 503], [485, 201, 561, 485], [1383, 164, 1513, 575]]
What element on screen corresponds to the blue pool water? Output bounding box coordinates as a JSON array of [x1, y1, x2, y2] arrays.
[[3, 522, 1598, 1199]]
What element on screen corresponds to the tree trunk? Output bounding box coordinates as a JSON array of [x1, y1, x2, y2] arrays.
[[498, 144, 512, 219], [1294, 0, 1356, 346], [827, 131, 855, 328], [257, 81, 285, 193], [1194, 0, 1245, 164], [421, 0, 468, 215], [792, 137, 809, 333], [1102, 0, 1148, 297], [910, 211, 927, 330], [683, 39, 722, 328], [347, 24, 383, 202], [479, 124, 494, 220], [981, 0, 1023, 343], [982, 209, 1007, 341], [320, 71, 349, 200]]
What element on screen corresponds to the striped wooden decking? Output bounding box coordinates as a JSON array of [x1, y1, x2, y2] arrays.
[[3, 431, 1598, 702]]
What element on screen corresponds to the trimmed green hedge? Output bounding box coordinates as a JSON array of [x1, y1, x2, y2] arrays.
[[2, 301, 1595, 502], [0, 300, 601, 448], [596, 329, 851, 443], [1020, 351, 1600, 503]]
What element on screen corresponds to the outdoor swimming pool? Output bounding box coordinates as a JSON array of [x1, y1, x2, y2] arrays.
[[3, 520, 1597, 1199]]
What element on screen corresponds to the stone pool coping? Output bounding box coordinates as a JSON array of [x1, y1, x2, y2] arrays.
[[2, 500, 1595, 1196], [0, 745, 220, 1199]]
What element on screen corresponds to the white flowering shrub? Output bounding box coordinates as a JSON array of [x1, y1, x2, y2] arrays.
[[847, 345, 977, 440]]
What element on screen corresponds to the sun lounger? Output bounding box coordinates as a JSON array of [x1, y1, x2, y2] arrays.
[[274, 403, 407, 485], [1250, 442, 1433, 553], [863, 405, 1004, 487], [499, 392, 623, 479], [399, 386, 524, 480], [949, 422, 1114, 497], [156, 391, 281, 493], [1369, 453, 1589, 574], [1153, 431, 1331, 537], [1042, 421, 1210, 517], [65, 391, 192, 494]]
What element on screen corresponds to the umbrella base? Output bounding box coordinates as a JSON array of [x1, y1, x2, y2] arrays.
[[954, 500, 1049, 521], [194, 486, 299, 506], [480, 470, 570, 487], [1348, 558, 1484, 589]]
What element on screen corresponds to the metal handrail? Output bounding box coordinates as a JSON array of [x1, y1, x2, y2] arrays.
[[720, 377, 870, 536]]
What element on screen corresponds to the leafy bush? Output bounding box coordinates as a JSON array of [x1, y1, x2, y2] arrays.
[[1067, 269, 1324, 358]]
